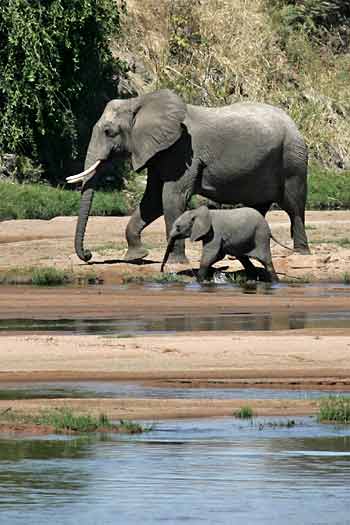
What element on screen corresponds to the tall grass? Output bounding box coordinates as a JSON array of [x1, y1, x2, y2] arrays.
[[234, 405, 254, 419], [318, 396, 350, 423], [0, 407, 147, 434], [121, 0, 350, 170]]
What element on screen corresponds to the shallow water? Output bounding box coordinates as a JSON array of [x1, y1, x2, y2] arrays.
[[1, 309, 350, 335], [1, 417, 350, 524], [1, 282, 350, 523], [2, 281, 350, 335], [0, 381, 349, 401]]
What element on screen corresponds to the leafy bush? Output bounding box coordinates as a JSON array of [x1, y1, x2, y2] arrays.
[[0, 0, 127, 183]]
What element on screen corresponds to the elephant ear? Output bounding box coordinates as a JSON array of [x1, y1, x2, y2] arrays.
[[191, 206, 212, 242], [131, 89, 186, 172]]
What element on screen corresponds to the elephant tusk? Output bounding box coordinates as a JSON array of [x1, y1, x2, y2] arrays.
[[66, 160, 101, 184]]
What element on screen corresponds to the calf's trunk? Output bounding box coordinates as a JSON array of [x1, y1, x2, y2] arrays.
[[161, 238, 175, 272]]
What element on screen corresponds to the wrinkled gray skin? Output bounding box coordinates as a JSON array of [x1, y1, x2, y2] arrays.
[[161, 206, 281, 282], [74, 89, 309, 263]]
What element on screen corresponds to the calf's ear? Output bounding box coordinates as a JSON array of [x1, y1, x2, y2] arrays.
[[190, 206, 212, 241]]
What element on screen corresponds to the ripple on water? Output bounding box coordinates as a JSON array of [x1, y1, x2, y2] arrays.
[[0, 418, 350, 524]]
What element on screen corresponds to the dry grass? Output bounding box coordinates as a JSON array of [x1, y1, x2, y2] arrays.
[[117, 0, 350, 169]]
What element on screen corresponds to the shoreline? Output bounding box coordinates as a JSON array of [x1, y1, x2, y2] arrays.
[[0, 398, 320, 422], [0, 331, 349, 421]]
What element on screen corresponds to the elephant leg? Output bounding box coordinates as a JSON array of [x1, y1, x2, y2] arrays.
[[255, 255, 279, 283], [162, 181, 191, 264], [265, 260, 279, 283], [125, 174, 163, 261], [237, 256, 258, 280], [197, 246, 222, 282], [280, 177, 310, 254]]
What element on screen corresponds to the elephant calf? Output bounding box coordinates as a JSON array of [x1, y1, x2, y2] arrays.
[[161, 206, 288, 282]]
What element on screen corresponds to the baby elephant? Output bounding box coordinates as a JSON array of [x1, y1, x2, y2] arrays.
[[161, 206, 288, 282]]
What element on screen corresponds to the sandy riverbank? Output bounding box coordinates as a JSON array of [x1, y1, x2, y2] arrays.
[[0, 331, 349, 419], [0, 211, 349, 423]]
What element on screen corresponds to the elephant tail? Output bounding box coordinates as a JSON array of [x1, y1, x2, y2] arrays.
[[270, 234, 294, 252]]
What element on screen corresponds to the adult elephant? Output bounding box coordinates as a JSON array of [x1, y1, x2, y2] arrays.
[[67, 89, 310, 262]]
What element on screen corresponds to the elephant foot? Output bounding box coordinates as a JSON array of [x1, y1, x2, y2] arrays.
[[294, 246, 311, 255], [124, 246, 149, 262], [166, 253, 189, 265]]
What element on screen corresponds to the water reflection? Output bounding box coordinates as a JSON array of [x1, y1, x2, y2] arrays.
[[1, 310, 350, 335], [0, 418, 350, 524]]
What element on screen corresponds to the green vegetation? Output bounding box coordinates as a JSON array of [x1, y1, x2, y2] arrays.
[[0, 266, 72, 285], [121, 272, 188, 285], [234, 406, 254, 419], [0, 266, 99, 286], [0, 0, 349, 214], [0, 0, 127, 184], [318, 396, 350, 423], [0, 182, 129, 220], [0, 407, 147, 434], [153, 273, 188, 284], [343, 273, 350, 285], [37, 409, 114, 433], [307, 165, 350, 210], [1, 164, 350, 221], [31, 267, 72, 286], [118, 419, 149, 434], [272, 1, 350, 46], [37, 408, 147, 434]]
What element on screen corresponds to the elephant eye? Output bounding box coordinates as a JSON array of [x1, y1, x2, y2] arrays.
[[104, 126, 118, 138]]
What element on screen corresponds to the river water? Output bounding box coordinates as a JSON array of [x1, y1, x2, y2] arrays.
[[1, 417, 350, 524], [1, 282, 350, 523]]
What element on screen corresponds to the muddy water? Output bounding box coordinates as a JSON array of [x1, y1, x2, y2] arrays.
[[1, 417, 350, 524]]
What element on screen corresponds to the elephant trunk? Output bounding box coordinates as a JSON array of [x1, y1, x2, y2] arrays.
[[74, 185, 94, 262], [161, 237, 175, 272], [73, 147, 101, 262]]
